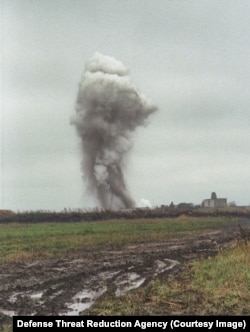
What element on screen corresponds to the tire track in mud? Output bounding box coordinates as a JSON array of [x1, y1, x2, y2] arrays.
[[0, 222, 245, 319]]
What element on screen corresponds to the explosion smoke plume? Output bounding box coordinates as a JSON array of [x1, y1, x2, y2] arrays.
[[71, 53, 157, 210]]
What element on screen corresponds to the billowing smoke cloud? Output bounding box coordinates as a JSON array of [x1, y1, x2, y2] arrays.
[[71, 52, 157, 210]]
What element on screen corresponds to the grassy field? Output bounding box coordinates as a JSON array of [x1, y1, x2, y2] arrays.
[[0, 215, 249, 332], [87, 241, 250, 315], [0, 216, 236, 263]]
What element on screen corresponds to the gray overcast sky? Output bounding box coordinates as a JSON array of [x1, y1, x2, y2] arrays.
[[1, 0, 250, 211]]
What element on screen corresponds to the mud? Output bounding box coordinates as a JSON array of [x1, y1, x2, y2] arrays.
[[0, 219, 249, 321]]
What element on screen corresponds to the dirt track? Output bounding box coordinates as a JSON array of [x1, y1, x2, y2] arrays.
[[0, 219, 249, 321]]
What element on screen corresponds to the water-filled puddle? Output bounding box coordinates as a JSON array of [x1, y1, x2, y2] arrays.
[[115, 272, 146, 297], [63, 287, 107, 315]]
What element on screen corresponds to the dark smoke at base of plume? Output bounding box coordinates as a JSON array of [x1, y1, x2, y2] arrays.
[[71, 52, 157, 210]]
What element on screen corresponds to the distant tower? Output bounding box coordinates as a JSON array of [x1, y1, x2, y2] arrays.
[[211, 192, 217, 200]]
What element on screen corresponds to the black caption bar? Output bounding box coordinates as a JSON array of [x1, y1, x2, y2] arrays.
[[13, 316, 249, 331]]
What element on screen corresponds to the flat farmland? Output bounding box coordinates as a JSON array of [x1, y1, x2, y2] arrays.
[[0, 215, 249, 330]]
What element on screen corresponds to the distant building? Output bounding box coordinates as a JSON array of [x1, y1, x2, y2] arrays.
[[202, 192, 227, 208], [0, 209, 15, 215], [177, 203, 194, 209]]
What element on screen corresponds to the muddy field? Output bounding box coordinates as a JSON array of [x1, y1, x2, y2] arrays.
[[0, 219, 249, 322]]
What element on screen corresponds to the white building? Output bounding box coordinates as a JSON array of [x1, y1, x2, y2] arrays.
[[202, 192, 227, 208]]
